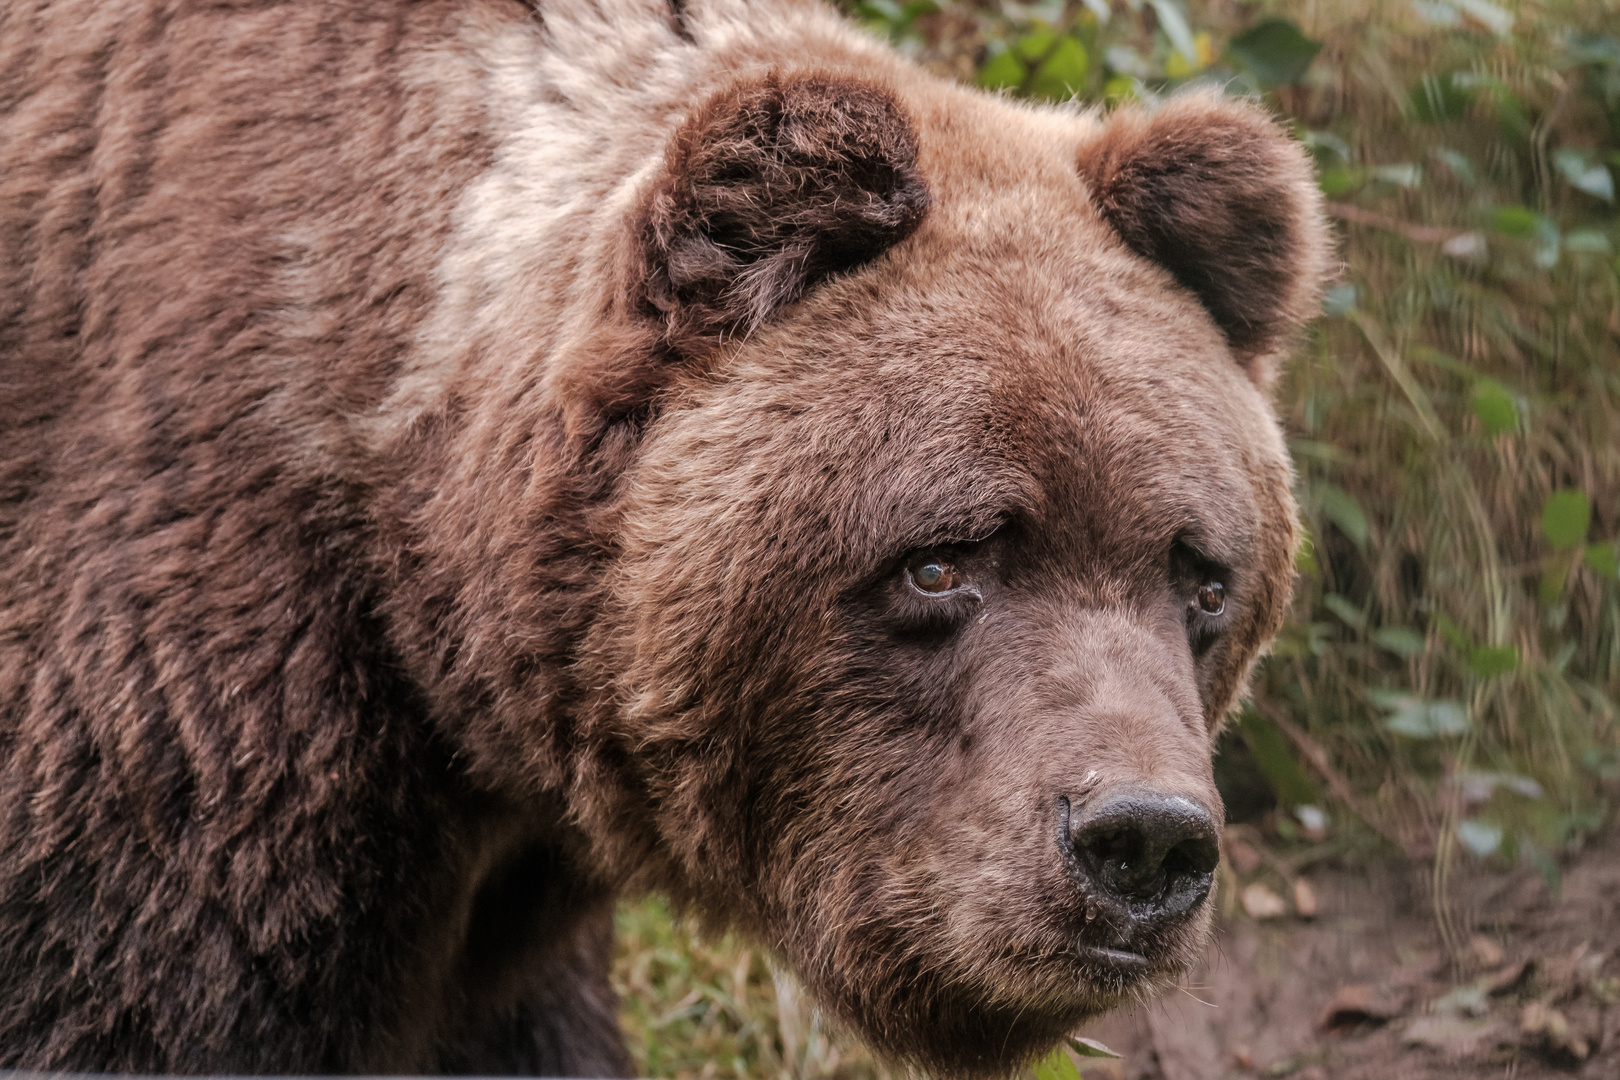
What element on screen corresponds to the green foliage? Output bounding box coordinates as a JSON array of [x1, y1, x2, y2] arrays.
[[1237, 710, 1319, 807], [1030, 1046, 1082, 1080], [1542, 490, 1593, 550], [1375, 692, 1471, 739], [614, 896, 892, 1080], [1030, 1037, 1120, 1080], [1225, 19, 1321, 87], [1469, 378, 1519, 434], [1410, 71, 1474, 123]]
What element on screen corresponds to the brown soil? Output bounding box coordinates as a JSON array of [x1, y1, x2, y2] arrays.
[[1075, 828, 1620, 1080]]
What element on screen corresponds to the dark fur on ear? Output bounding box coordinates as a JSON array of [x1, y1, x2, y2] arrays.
[[1077, 92, 1330, 373], [639, 71, 930, 355]]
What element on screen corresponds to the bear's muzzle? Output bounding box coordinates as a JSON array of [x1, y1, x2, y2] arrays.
[[1061, 786, 1221, 967]]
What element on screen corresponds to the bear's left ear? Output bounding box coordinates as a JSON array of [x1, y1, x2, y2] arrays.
[[1077, 93, 1332, 376], [637, 71, 931, 357]]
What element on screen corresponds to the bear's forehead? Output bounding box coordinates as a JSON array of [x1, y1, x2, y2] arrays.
[[638, 81, 1288, 573], [648, 275, 1275, 580]]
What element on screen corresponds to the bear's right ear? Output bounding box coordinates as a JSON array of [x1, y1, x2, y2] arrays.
[[637, 72, 931, 357], [1076, 93, 1331, 377]]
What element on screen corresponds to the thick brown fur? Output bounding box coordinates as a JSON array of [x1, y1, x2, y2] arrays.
[[0, 0, 1330, 1073]]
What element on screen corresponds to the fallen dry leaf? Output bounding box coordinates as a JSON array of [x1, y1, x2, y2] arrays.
[[1469, 934, 1505, 969], [1241, 882, 1288, 919], [1431, 981, 1490, 1018], [1292, 877, 1319, 918], [1318, 984, 1401, 1032], [1402, 1016, 1502, 1057]]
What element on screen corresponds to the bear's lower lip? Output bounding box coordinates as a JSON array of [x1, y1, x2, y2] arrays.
[[1080, 945, 1150, 970]]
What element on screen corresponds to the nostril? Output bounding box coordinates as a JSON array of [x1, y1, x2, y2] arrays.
[[1089, 826, 1143, 870], [1162, 835, 1220, 880], [1068, 787, 1220, 916]]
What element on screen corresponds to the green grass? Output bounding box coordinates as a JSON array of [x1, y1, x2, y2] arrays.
[[614, 0, 1620, 1073], [612, 897, 893, 1080]]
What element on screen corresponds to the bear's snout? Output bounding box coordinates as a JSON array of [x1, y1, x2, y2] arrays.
[[1063, 786, 1220, 954]]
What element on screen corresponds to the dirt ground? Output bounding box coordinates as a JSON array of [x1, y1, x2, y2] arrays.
[[1074, 828, 1620, 1080]]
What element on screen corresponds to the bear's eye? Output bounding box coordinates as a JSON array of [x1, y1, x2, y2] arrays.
[[909, 557, 963, 594], [1195, 581, 1225, 616]]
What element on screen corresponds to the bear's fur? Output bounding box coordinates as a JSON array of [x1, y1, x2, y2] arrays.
[[0, 0, 1329, 1072]]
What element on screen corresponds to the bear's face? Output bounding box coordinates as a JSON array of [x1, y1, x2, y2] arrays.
[[585, 72, 1325, 1077]]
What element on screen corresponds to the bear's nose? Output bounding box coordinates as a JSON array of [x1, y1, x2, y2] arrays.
[[1068, 787, 1220, 922]]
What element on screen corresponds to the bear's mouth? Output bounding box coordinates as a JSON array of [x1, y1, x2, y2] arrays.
[[1078, 944, 1150, 971]]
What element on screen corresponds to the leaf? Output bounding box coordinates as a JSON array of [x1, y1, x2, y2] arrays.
[[1541, 490, 1591, 550], [1380, 696, 1432, 737], [1226, 18, 1322, 86], [1031, 1045, 1082, 1080], [1105, 44, 1150, 79], [1490, 205, 1539, 238], [1586, 541, 1620, 579], [1410, 72, 1472, 123], [1322, 593, 1367, 631], [1028, 37, 1090, 100], [1433, 147, 1477, 184], [1316, 483, 1369, 547], [1432, 612, 1473, 651], [1163, 39, 1197, 79], [1457, 819, 1504, 857], [1372, 626, 1426, 657], [1016, 26, 1059, 64], [1430, 701, 1470, 734], [1379, 694, 1470, 738], [1304, 130, 1352, 163], [1468, 645, 1518, 677], [1411, 0, 1461, 27], [1455, 770, 1544, 801], [1448, 0, 1513, 36], [1564, 228, 1614, 255], [1488, 84, 1531, 142], [1553, 148, 1615, 202], [1238, 710, 1319, 806], [1372, 162, 1422, 188], [1321, 282, 1359, 315], [978, 46, 1027, 91], [1146, 0, 1198, 68], [857, 0, 906, 25], [1067, 1036, 1122, 1060], [1532, 216, 1561, 269], [1103, 75, 1138, 103], [1469, 379, 1518, 435], [1565, 31, 1620, 68]]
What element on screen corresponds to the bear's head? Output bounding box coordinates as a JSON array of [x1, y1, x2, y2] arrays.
[[579, 72, 1328, 1077]]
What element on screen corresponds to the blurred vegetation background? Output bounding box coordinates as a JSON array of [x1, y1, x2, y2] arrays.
[[611, 0, 1620, 1075]]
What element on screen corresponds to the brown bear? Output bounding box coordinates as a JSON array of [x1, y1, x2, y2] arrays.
[[0, 0, 1328, 1073]]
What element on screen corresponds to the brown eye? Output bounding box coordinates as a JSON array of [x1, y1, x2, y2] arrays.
[[910, 559, 963, 594], [1196, 581, 1225, 615]]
